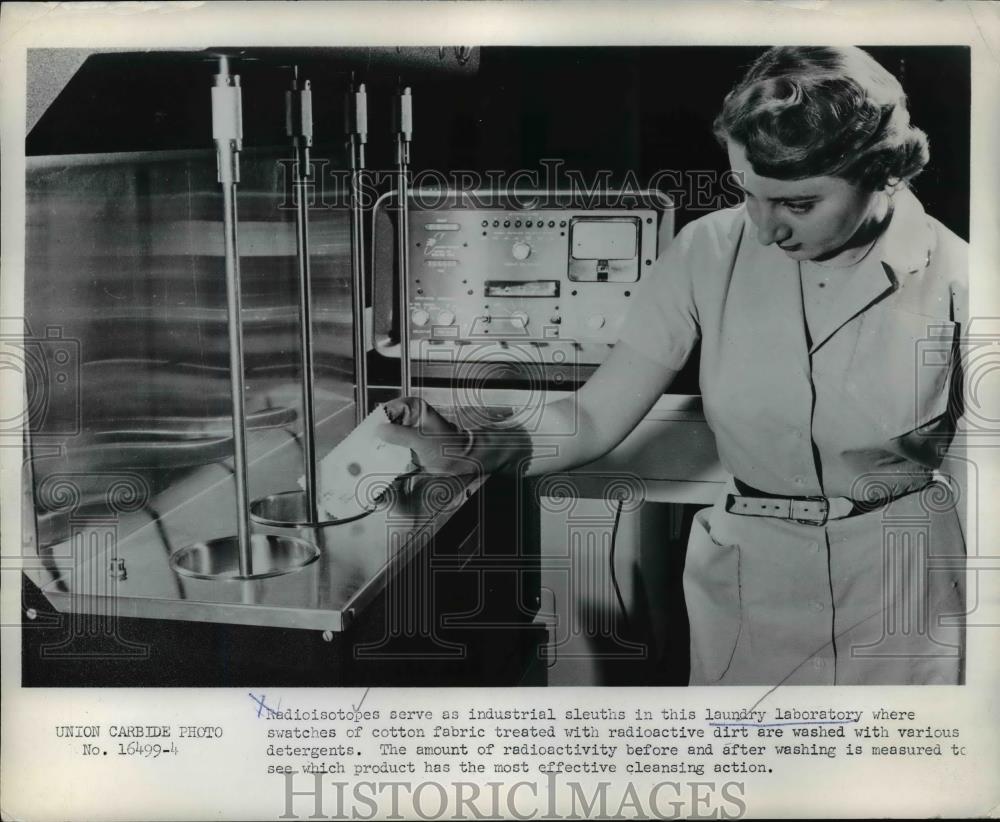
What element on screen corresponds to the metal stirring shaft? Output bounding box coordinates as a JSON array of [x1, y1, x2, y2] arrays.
[[286, 66, 319, 522], [212, 55, 252, 576], [394, 86, 413, 397], [346, 78, 369, 423]]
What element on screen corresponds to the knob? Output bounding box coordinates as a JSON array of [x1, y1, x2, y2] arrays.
[[511, 241, 532, 261], [587, 314, 606, 330], [512, 311, 529, 328], [437, 309, 456, 326], [549, 315, 562, 325], [411, 308, 430, 327]]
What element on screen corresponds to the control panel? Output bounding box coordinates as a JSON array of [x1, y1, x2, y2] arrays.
[[374, 190, 671, 369]]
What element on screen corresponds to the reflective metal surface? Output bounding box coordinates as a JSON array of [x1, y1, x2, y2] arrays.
[[24, 147, 361, 541], [170, 533, 320, 580], [28, 470, 482, 631], [249, 489, 373, 528], [212, 57, 254, 575], [23, 142, 369, 627]]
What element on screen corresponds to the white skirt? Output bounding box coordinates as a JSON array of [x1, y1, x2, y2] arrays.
[[683, 478, 966, 686]]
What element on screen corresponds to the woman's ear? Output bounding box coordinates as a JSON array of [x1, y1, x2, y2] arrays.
[[883, 175, 903, 196]]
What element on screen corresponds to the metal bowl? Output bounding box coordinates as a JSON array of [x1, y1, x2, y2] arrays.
[[169, 533, 320, 580], [249, 489, 373, 528]]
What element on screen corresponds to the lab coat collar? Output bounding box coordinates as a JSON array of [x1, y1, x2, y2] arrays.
[[802, 187, 936, 354], [876, 185, 938, 276]]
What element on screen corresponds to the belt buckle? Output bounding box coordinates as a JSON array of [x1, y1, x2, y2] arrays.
[[793, 496, 829, 526]]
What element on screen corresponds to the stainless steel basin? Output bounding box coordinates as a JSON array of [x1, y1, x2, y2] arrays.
[[249, 489, 373, 528], [169, 533, 320, 580]]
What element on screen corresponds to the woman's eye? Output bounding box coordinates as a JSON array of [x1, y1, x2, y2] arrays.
[[784, 201, 814, 215]]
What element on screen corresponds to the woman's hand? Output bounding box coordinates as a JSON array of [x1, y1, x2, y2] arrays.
[[375, 397, 478, 475], [374, 339, 676, 479]]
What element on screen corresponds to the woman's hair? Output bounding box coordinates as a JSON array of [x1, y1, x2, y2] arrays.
[[713, 46, 929, 189]]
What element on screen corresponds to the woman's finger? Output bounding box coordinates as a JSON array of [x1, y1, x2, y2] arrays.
[[383, 396, 420, 426], [382, 397, 455, 436]]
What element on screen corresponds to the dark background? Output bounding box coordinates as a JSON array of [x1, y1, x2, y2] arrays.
[[28, 46, 970, 239]]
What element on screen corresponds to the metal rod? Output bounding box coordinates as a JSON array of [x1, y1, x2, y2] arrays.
[[287, 67, 319, 522], [346, 77, 369, 423], [394, 85, 413, 397], [212, 57, 252, 575]]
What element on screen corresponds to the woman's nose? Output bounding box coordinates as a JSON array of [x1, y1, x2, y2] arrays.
[[751, 205, 792, 246]]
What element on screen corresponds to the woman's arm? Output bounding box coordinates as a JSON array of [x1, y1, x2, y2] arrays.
[[377, 340, 680, 477], [521, 340, 679, 476]]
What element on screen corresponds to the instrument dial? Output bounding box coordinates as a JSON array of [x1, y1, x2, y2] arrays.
[[511, 241, 532, 261]]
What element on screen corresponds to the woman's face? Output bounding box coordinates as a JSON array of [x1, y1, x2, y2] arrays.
[[726, 140, 887, 263]]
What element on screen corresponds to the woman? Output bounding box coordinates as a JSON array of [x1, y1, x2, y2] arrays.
[[379, 46, 967, 686]]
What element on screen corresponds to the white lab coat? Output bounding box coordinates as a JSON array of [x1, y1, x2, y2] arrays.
[[620, 188, 967, 685]]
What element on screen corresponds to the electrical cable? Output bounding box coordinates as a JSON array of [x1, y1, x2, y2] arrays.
[[609, 498, 631, 635]]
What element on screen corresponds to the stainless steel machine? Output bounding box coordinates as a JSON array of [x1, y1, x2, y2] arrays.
[[21, 48, 548, 686], [20, 47, 724, 687]]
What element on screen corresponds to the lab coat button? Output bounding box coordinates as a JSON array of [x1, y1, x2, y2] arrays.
[[808, 541, 820, 553], [810, 601, 824, 612], [793, 476, 805, 485], [812, 658, 825, 669]]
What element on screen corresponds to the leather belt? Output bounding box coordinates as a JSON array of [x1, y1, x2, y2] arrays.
[[725, 478, 923, 526]]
